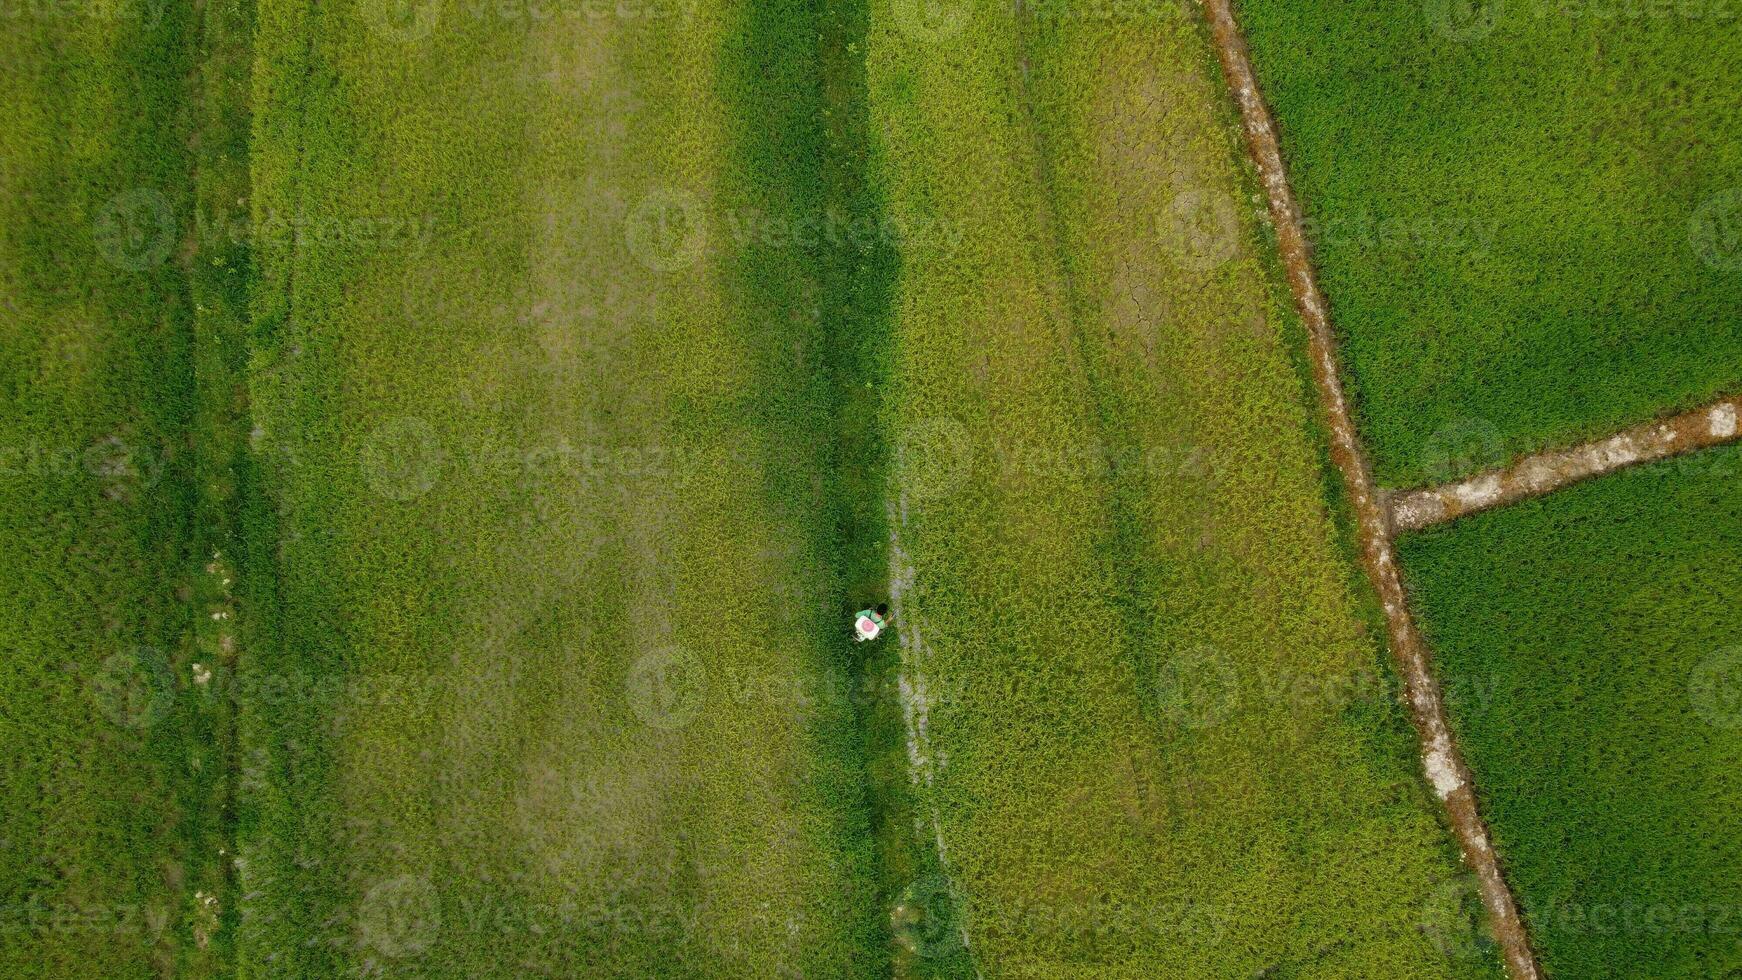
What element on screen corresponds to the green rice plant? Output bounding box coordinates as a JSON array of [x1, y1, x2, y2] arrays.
[[24, 0, 1730, 973], [1239, 0, 1742, 487], [0, 0, 246, 976], [1401, 445, 1742, 978], [868, 0, 1496, 974], [238, 0, 890, 973]]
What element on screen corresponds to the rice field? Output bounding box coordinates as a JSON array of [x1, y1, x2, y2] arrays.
[[0, 3, 237, 977], [1400, 446, 1742, 978], [5, 0, 1737, 976], [238, 0, 890, 973], [869, 1, 1491, 973], [1238, 0, 1742, 487]]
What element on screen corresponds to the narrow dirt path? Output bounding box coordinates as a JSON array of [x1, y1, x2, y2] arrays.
[[1196, 1, 1542, 976], [1390, 393, 1742, 531]]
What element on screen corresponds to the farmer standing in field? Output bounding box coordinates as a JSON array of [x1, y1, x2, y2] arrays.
[[854, 604, 890, 642]]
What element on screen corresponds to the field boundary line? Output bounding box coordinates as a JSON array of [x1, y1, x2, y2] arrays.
[[1390, 393, 1742, 531], [1196, 1, 1542, 976]]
